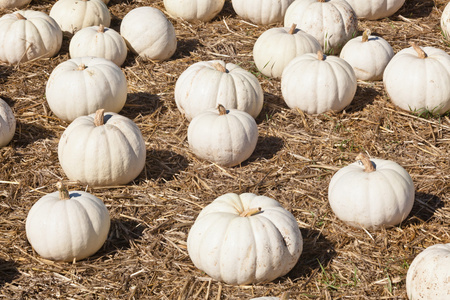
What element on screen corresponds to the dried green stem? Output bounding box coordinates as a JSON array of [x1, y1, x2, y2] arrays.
[[317, 50, 325, 61], [288, 24, 297, 34], [98, 24, 105, 33], [15, 13, 26, 20], [94, 109, 105, 126], [410, 42, 427, 58], [356, 153, 375, 173], [77, 64, 87, 71], [56, 181, 70, 200], [217, 104, 227, 116], [213, 62, 227, 73], [362, 29, 371, 42], [239, 207, 261, 217]]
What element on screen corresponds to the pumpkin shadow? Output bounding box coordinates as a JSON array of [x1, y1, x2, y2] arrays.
[[142, 149, 189, 182], [217, 0, 238, 19], [395, 0, 435, 19], [120, 92, 161, 120], [255, 92, 288, 125], [403, 192, 444, 225], [0, 64, 13, 84], [100, 219, 146, 254], [244, 136, 284, 165], [345, 85, 380, 113], [172, 38, 200, 60], [14, 121, 58, 147], [0, 258, 20, 288]]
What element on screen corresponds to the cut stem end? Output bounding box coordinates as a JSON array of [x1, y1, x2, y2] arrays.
[[94, 109, 105, 126], [56, 181, 70, 200], [240, 207, 262, 217], [356, 153, 376, 173]]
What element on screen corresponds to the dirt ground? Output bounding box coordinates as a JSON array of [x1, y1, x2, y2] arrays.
[[0, 0, 449, 299]]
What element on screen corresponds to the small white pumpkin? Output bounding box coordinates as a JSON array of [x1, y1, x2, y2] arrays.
[[175, 60, 264, 121], [232, 0, 294, 25], [26, 182, 110, 262], [284, 0, 358, 54], [383, 42, 450, 115], [69, 25, 127, 67], [442, 2, 450, 40], [345, 0, 405, 20], [163, 0, 225, 22], [49, 0, 111, 34], [58, 109, 146, 187], [187, 192, 303, 285], [0, 0, 31, 9], [120, 6, 177, 61], [46, 56, 127, 122], [406, 243, 450, 299], [0, 10, 62, 64], [0, 98, 16, 147], [339, 29, 394, 81], [188, 105, 258, 167], [328, 153, 415, 229], [253, 24, 321, 79], [281, 51, 357, 114]]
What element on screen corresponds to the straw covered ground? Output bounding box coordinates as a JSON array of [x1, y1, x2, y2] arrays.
[[0, 0, 449, 299]]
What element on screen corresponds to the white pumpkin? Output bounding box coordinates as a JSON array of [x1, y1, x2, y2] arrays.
[[232, 0, 294, 25], [253, 24, 321, 78], [442, 2, 450, 40], [175, 60, 264, 121], [406, 243, 450, 299], [339, 29, 394, 81], [284, 0, 358, 54], [58, 109, 146, 187], [26, 182, 110, 262], [187, 192, 303, 285], [345, 0, 405, 20], [328, 153, 415, 229], [69, 25, 127, 67], [0, 10, 62, 64], [46, 56, 127, 122], [49, 0, 111, 34], [0, 98, 16, 147], [163, 0, 225, 22], [383, 42, 450, 115], [188, 105, 258, 167], [281, 51, 357, 114], [120, 6, 177, 61], [0, 0, 31, 9]]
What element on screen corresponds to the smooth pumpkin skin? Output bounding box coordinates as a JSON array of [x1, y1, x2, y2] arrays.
[[58, 111, 146, 187], [406, 243, 450, 299], [0, 0, 31, 9], [163, 0, 225, 22], [187, 193, 303, 285], [0, 98, 16, 147], [346, 0, 405, 20], [442, 2, 450, 40], [26, 188, 110, 262], [232, 0, 294, 25], [383, 45, 450, 115], [0, 10, 62, 64]]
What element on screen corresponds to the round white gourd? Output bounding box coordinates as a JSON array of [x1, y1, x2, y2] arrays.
[[0, 98, 16, 147], [26, 182, 110, 262], [69, 25, 127, 67], [442, 2, 450, 40], [339, 29, 394, 81], [383, 42, 450, 115], [58, 109, 146, 187], [120, 6, 177, 61], [345, 0, 405, 20], [406, 243, 450, 299], [328, 153, 415, 229], [163, 0, 225, 22], [232, 0, 294, 25], [188, 105, 258, 167], [49, 0, 111, 34], [253, 24, 321, 79], [284, 0, 358, 54], [46, 56, 127, 122], [281, 51, 357, 114], [0, 10, 62, 64], [0, 0, 31, 9], [187, 192, 303, 285], [175, 60, 264, 121]]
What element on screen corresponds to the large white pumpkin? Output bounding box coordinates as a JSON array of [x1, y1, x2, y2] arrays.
[[281, 51, 357, 114], [328, 153, 415, 229], [187, 192, 303, 285], [442, 2, 450, 40], [26, 182, 110, 262], [49, 0, 111, 34], [175, 60, 264, 121], [406, 243, 450, 299], [69, 25, 128, 67], [346, 0, 405, 20], [232, 0, 294, 25], [188, 105, 258, 167], [339, 29, 394, 81], [0, 10, 62, 64], [46, 56, 127, 122], [163, 0, 225, 22], [58, 109, 146, 187], [253, 24, 321, 78], [0, 98, 16, 147], [0, 0, 31, 9], [284, 0, 358, 54], [120, 6, 177, 61], [383, 43, 450, 115]]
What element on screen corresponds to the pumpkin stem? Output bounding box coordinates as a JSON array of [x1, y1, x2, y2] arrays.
[[217, 104, 228, 116], [98, 24, 105, 33], [356, 153, 376, 173], [77, 64, 87, 71], [288, 23, 297, 34], [239, 207, 261, 217], [317, 50, 325, 61], [94, 109, 105, 126], [410, 42, 427, 59], [56, 181, 70, 200], [15, 13, 26, 20], [362, 29, 371, 42], [212, 62, 227, 73]]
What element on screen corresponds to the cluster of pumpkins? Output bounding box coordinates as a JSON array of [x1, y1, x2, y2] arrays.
[[0, 0, 449, 299]]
